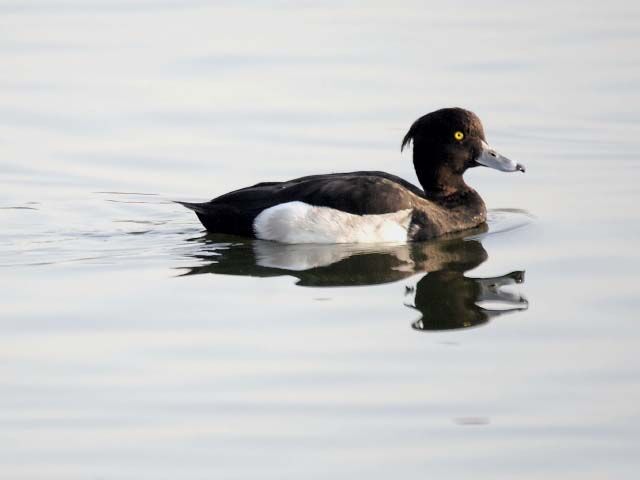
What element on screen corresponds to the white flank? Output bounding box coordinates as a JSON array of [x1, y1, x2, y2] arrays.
[[253, 201, 412, 244]]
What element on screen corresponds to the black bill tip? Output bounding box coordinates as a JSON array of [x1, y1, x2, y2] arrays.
[[516, 163, 526, 173]]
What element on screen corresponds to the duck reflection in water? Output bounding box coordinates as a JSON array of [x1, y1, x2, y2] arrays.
[[181, 227, 528, 331]]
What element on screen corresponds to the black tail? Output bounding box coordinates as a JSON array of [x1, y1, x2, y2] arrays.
[[174, 200, 210, 215]]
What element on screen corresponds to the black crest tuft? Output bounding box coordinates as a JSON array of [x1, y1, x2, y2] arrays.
[[401, 120, 419, 152]]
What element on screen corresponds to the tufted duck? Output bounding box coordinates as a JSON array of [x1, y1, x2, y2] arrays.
[[179, 107, 525, 243]]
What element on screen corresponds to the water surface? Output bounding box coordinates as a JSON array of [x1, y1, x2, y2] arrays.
[[1, 1, 640, 479]]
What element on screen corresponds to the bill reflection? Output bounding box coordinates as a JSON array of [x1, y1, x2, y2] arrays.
[[408, 270, 527, 331]]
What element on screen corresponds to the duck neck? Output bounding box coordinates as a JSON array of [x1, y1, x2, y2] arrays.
[[412, 147, 485, 219], [414, 160, 468, 203], [416, 167, 468, 200]]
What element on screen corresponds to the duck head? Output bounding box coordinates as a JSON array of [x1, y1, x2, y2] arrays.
[[401, 108, 525, 197]]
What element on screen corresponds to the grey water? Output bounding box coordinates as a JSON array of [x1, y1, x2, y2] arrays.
[[1, 1, 640, 479]]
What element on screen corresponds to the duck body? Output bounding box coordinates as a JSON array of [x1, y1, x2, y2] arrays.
[[180, 108, 524, 244], [180, 171, 486, 243]]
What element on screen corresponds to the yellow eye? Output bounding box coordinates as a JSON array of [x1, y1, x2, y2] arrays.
[[454, 131, 464, 141]]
